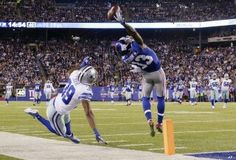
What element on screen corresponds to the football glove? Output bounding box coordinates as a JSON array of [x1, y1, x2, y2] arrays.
[[80, 56, 92, 68], [114, 10, 125, 24]]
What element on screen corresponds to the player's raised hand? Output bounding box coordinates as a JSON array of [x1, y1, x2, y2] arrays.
[[114, 10, 125, 24], [80, 56, 92, 67]]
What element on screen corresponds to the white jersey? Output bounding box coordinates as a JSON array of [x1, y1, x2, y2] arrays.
[[54, 70, 93, 115], [189, 81, 197, 90], [221, 79, 232, 91], [6, 85, 13, 94], [208, 79, 220, 91], [44, 82, 55, 92]]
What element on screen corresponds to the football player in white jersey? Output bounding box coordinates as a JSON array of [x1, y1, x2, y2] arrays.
[[5, 82, 13, 104], [189, 78, 198, 105], [123, 78, 133, 106], [208, 73, 220, 109], [221, 73, 232, 108], [24, 57, 107, 144], [44, 80, 55, 102]]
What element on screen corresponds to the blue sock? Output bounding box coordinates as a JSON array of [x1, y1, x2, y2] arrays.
[[211, 99, 215, 106], [224, 99, 228, 103], [65, 121, 72, 135], [6, 99, 9, 103], [157, 96, 165, 124], [36, 114, 57, 135], [142, 97, 152, 121], [93, 128, 100, 136]]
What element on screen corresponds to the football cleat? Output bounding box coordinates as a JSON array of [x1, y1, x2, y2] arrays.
[[24, 107, 39, 119], [149, 121, 156, 137], [66, 133, 80, 144], [96, 135, 108, 145], [156, 123, 163, 133]]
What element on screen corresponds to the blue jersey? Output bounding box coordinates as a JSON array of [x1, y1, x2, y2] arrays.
[[138, 85, 142, 91], [34, 83, 41, 92], [125, 82, 132, 92], [122, 41, 161, 72], [108, 85, 116, 92]]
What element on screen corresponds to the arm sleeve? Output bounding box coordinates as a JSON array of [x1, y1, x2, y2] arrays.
[[78, 91, 93, 101]]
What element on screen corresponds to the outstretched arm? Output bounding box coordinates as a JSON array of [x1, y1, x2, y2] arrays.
[[114, 10, 144, 46], [81, 100, 107, 144], [122, 23, 144, 46]]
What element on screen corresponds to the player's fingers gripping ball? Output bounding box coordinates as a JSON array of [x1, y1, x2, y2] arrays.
[[107, 5, 121, 20]]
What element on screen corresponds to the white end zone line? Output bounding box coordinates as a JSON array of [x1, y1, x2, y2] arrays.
[[1, 131, 208, 160]]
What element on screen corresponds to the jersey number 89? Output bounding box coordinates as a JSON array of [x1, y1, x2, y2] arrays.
[[62, 80, 75, 104]]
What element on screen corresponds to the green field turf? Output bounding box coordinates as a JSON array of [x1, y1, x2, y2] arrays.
[[0, 154, 22, 160], [0, 101, 236, 154]]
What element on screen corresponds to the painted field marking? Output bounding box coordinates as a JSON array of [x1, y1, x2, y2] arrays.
[[31, 133, 53, 136], [149, 146, 187, 151], [91, 140, 127, 144], [118, 143, 154, 147], [3, 128, 236, 138], [79, 129, 236, 138], [186, 150, 236, 155], [166, 111, 215, 114], [175, 129, 236, 134]]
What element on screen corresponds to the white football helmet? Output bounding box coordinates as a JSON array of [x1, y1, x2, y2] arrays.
[[78, 66, 98, 85], [212, 73, 217, 79], [224, 73, 229, 80]]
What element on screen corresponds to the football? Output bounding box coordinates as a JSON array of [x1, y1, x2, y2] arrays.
[[107, 5, 120, 20]]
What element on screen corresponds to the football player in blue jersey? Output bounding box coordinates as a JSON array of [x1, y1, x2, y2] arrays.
[[112, 9, 166, 136], [33, 80, 41, 106], [108, 81, 116, 104]]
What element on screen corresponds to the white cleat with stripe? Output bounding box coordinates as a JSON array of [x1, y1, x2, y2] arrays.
[[24, 107, 39, 119]]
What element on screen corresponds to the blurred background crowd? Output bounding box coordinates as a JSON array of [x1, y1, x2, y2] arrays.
[[0, 0, 236, 22], [0, 0, 235, 100]]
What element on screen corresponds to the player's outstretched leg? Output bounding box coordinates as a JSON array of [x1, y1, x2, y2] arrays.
[[223, 98, 228, 109], [63, 115, 80, 144], [211, 99, 215, 109], [156, 96, 165, 133], [5, 98, 9, 104], [24, 107, 57, 134], [142, 96, 155, 137]]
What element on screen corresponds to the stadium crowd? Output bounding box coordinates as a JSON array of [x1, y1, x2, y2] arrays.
[[0, 36, 235, 90], [0, 0, 235, 22]]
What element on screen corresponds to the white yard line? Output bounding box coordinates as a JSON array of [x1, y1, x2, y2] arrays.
[[149, 147, 187, 151], [166, 111, 215, 114], [118, 143, 154, 147], [92, 140, 127, 144]]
